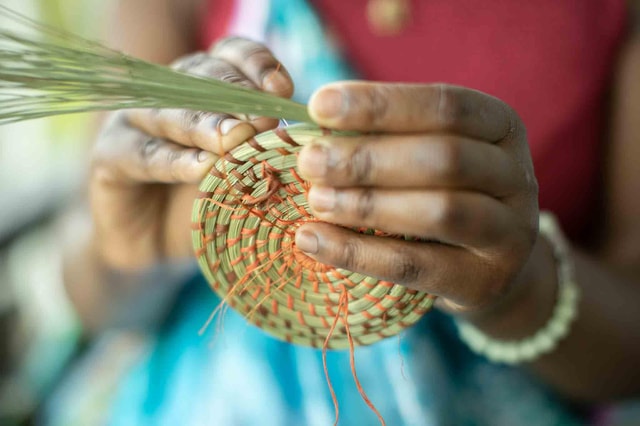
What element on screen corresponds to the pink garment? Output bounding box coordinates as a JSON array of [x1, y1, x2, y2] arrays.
[[201, 0, 628, 241]]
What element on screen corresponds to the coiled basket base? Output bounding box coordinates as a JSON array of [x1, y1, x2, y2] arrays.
[[191, 124, 435, 349]]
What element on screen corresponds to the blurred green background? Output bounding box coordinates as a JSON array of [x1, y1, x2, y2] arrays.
[[0, 0, 108, 423]]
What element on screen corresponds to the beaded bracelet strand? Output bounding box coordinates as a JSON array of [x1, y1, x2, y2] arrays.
[[455, 212, 580, 365]]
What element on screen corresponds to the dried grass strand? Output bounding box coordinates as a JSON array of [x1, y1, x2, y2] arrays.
[[0, 6, 311, 124]]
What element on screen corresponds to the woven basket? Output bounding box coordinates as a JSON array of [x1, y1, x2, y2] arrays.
[[191, 123, 435, 349]]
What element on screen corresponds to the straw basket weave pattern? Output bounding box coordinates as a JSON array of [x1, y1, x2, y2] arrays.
[[191, 123, 436, 349]]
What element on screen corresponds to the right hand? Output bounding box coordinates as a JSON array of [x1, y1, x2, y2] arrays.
[[90, 38, 294, 270]]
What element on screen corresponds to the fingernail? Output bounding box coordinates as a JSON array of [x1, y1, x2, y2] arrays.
[[308, 186, 336, 212], [198, 150, 215, 162], [310, 88, 344, 120], [298, 144, 328, 179], [295, 229, 319, 254], [262, 69, 290, 94], [219, 118, 243, 136]]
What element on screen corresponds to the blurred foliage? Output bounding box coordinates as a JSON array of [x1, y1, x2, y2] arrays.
[[35, 0, 109, 144], [0, 0, 107, 424], [38, 0, 108, 37]]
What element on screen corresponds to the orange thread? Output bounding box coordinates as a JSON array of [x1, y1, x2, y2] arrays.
[[199, 249, 286, 336], [322, 290, 345, 426], [242, 162, 283, 207], [287, 294, 294, 310], [262, 62, 282, 89], [246, 268, 299, 322], [296, 311, 306, 326], [341, 284, 386, 426]]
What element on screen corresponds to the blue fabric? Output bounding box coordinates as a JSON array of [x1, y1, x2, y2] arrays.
[[264, 0, 356, 103], [107, 276, 581, 426], [107, 1, 583, 424]]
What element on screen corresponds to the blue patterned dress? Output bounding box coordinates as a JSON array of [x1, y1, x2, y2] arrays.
[[107, 275, 581, 426]]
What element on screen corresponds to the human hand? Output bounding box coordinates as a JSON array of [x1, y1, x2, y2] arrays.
[[90, 38, 294, 270], [295, 82, 539, 314]]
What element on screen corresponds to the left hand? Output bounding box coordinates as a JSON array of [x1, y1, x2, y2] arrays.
[[295, 82, 539, 314]]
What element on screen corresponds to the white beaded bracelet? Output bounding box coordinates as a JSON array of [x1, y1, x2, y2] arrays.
[[455, 211, 580, 365]]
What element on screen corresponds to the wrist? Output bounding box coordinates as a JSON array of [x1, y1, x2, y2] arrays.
[[455, 212, 580, 364], [463, 229, 559, 340]]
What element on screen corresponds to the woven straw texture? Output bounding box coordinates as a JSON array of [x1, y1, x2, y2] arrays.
[[191, 123, 435, 349]]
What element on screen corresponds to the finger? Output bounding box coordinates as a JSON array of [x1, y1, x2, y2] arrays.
[[172, 51, 258, 89], [308, 82, 521, 141], [298, 134, 523, 196], [127, 53, 279, 152], [172, 50, 282, 126], [306, 187, 516, 248], [294, 223, 503, 308], [211, 37, 294, 98], [127, 109, 260, 154], [95, 116, 217, 184]]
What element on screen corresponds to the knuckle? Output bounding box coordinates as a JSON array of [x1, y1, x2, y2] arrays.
[[219, 70, 253, 87], [171, 52, 208, 72], [434, 137, 465, 181], [90, 162, 119, 186], [224, 37, 273, 63], [211, 36, 250, 54], [211, 37, 277, 83], [244, 45, 275, 65], [167, 149, 184, 180], [353, 189, 376, 222], [180, 110, 208, 130], [432, 193, 466, 231], [179, 111, 218, 146], [391, 250, 422, 284], [363, 87, 390, 127], [139, 137, 161, 167], [207, 58, 255, 87], [248, 50, 275, 69], [174, 53, 250, 87], [346, 144, 374, 184], [339, 239, 362, 272], [435, 84, 468, 130]]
